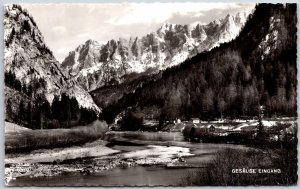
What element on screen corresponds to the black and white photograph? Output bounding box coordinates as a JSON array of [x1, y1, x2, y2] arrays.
[[3, 2, 297, 186]]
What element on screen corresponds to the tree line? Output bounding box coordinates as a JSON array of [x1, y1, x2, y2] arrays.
[[5, 70, 97, 129], [6, 91, 98, 129]]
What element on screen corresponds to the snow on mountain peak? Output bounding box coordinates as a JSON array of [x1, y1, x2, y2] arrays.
[[61, 10, 251, 91]]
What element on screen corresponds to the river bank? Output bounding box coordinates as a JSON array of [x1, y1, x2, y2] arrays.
[[5, 130, 253, 186], [5, 134, 196, 185]]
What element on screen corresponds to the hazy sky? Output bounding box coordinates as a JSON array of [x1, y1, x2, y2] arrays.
[[21, 3, 255, 62]]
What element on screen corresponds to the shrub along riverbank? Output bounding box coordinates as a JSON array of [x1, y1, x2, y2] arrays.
[[179, 128, 297, 186]]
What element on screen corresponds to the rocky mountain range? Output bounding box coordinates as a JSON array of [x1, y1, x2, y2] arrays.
[[98, 4, 297, 123], [4, 5, 100, 129], [62, 11, 251, 91], [4, 3, 295, 130]]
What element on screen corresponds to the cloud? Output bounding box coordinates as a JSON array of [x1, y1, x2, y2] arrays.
[[52, 26, 67, 34], [77, 33, 95, 39], [167, 3, 254, 25], [105, 3, 253, 25], [88, 5, 95, 13], [21, 3, 255, 63]]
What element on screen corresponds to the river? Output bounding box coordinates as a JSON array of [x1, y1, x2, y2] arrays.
[[8, 131, 251, 186]]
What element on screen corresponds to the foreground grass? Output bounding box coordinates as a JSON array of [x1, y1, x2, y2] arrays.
[[5, 121, 108, 153]]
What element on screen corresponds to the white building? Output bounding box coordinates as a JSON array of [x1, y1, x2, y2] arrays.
[[191, 118, 200, 123]]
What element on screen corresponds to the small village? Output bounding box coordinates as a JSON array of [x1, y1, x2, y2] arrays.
[[110, 117, 296, 146], [110, 106, 296, 144]]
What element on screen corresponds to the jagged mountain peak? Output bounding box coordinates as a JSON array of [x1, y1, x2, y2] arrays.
[[77, 39, 103, 50], [4, 4, 101, 128], [210, 18, 222, 26], [160, 22, 176, 29], [223, 14, 238, 30], [85, 39, 98, 44], [225, 13, 231, 19], [61, 10, 251, 91]]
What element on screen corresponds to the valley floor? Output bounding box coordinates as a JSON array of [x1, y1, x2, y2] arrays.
[[5, 137, 196, 185], [5, 117, 297, 186]]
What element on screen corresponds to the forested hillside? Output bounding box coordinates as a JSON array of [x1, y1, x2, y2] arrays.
[[4, 5, 100, 129], [99, 4, 297, 123]]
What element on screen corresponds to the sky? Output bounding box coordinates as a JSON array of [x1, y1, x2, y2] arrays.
[[21, 3, 255, 62]]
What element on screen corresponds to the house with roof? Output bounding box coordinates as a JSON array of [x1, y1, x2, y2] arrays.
[[190, 118, 200, 123], [208, 125, 216, 132]]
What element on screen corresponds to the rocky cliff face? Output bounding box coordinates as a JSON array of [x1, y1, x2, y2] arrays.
[[62, 11, 251, 91], [4, 5, 100, 128]]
